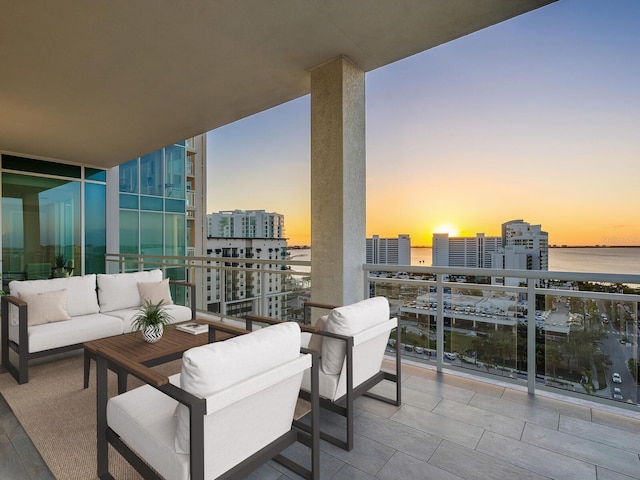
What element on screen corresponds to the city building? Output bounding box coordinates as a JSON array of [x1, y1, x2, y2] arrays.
[[432, 233, 501, 268], [432, 220, 548, 285], [205, 237, 287, 318], [205, 210, 287, 317], [107, 135, 207, 266], [366, 234, 411, 265], [207, 210, 285, 239]]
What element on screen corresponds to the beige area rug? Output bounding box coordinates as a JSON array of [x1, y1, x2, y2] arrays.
[[0, 353, 182, 480]]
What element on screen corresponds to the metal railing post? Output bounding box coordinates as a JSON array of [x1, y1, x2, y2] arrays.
[[527, 279, 537, 394], [436, 273, 444, 372]]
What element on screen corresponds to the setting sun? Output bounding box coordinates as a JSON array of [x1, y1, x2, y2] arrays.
[[433, 223, 459, 237]]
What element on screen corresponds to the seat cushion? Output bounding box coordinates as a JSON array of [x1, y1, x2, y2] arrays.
[[175, 321, 301, 454], [108, 381, 189, 480], [13, 313, 124, 353], [97, 270, 163, 313], [321, 297, 390, 375]]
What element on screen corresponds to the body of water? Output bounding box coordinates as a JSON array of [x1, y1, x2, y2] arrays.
[[289, 247, 640, 276]]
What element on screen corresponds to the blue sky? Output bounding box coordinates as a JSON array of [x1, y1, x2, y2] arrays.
[[207, 0, 640, 246]]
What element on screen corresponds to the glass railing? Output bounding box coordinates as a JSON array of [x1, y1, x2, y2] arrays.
[[104, 252, 639, 410], [365, 264, 639, 411]]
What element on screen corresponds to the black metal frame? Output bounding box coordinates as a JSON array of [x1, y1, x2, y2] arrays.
[[95, 343, 320, 480], [245, 301, 402, 451], [1, 280, 196, 385]]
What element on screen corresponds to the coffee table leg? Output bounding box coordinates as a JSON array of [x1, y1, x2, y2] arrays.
[[84, 349, 91, 389], [117, 369, 128, 394]]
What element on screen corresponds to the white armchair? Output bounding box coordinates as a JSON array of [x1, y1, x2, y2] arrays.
[[96, 322, 319, 480], [245, 296, 401, 451]]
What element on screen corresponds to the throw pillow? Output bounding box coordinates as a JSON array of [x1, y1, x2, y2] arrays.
[[307, 315, 328, 353], [137, 278, 173, 306], [19, 289, 72, 326], [321, 297, 390, 375]]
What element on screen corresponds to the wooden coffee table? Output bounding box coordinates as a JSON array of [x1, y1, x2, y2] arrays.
[[84, 319, 247, 393]]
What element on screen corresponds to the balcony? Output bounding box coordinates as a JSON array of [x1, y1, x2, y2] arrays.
[[2, 253, 639, 479]]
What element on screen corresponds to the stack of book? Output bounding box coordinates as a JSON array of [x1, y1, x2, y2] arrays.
[[176, 322, 208, 335]]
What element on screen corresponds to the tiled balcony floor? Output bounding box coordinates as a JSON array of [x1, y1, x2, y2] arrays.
[[2, 361, 640, 480]]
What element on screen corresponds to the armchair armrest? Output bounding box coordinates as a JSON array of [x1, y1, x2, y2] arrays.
[[197, 318, 251, 342], [243, 314, 319, 334], [302, 301, 338, 325], [169, 280, 196, 320]]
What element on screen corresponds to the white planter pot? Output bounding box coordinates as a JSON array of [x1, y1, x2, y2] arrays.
[[142, 325, 164, 343]]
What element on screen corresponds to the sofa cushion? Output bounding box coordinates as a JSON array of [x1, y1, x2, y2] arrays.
[[174, 321, 301, 454], [10, 313, 124, 353], [19, 289, 71, 326], [137, 278, 173, 306], [9, 274, 99, 319], [321, 297, 390, 375], [97, 270, 163, 313]]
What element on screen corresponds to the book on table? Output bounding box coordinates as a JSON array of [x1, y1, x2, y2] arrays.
[[176, 322, 208, 335]]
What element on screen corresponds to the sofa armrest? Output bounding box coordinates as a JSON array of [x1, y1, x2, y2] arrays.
[[1, 294, 30, 383], [169, 280, 196, 320]]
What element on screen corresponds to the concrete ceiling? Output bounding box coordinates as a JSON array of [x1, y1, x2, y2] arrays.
[[0, 0, 555, 168]]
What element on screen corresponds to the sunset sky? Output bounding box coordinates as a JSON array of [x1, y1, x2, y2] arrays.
[[207, 0, 639, 247]]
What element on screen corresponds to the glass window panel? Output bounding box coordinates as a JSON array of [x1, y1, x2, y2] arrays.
[[119, 159, 138, 193], [85, 183, 106, 274], [140, 212, 163, 257], [165, 199, 185, 213], [85, 168, 106, 182], [165, 213, 185, 259], [140, 196, 163, 211], [119, 193, 138, 209], [2, 173, 80, 283], [164, 145, 185, 199], [2, 155, 81, 178], [140, 150, 163, 196], [119, 210, 139, 271]]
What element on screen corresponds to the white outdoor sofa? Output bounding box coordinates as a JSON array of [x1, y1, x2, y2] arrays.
[[1, 269, 195, 384]]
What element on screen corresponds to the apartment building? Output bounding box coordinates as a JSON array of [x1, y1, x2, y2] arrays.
[[205, 210, 286, 318], [432, 220, 548, 285], [207, 210, 284, 239], [366, 234, 411, 265]]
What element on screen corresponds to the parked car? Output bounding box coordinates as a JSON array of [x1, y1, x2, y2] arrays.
[[612, 387, 623, 400], [444, 352, 457, 360], [612, 372, 622, 384]]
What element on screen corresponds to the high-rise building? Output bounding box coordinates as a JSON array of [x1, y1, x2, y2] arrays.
[[205, 210, 287, 318], [432, 233, 501, 268], [366, 234, 411, 265], [207, 210, 284, 239], [432, 220, 548, 285], [205, 237, 286, 318]]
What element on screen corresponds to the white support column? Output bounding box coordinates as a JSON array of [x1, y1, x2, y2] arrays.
[[310, 56, 365, 306]]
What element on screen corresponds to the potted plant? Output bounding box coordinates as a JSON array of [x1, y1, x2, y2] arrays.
[[53, 254, 68, 278], [131, 300, 174, 343]]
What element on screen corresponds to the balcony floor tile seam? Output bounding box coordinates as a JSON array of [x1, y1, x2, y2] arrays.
[[521, 422, 640, 479]]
